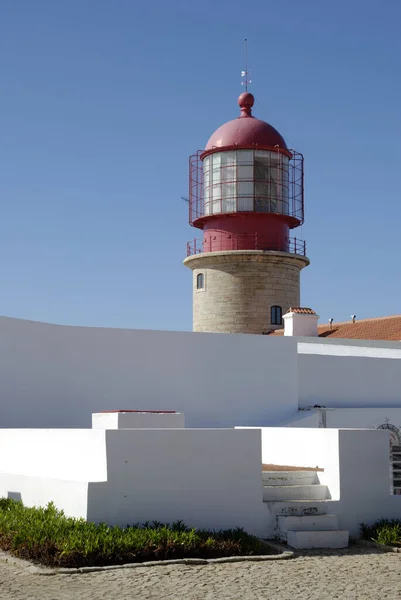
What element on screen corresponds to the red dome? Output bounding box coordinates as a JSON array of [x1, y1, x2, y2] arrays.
[[204, 92, 288, 152]]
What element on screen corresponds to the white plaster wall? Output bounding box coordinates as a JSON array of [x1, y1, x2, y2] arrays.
[[298, 339, 401, 409], [275, 407, 401, 431], [334, 429, 401, 533], [0, 430, 107, 481], [0, 317, 299, 429], [0, 427, 267, 536], [279, 411, 321, 427], [92, 412, 185, 429], [92, 413, 119, 429], [87, 428, 267, 536], [325, 408, 401, 430], [0, 475, 88, 519]]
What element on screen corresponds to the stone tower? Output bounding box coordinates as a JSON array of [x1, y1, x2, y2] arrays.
[[184, 92, 309, 334]]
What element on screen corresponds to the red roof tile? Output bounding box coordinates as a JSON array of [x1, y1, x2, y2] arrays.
[[269, 315, 401, 341], [286, 307, 317, 315]]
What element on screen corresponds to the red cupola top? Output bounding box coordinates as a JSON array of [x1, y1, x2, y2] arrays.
[[187, 91, 305, 257], [204, 92, 288, 154]]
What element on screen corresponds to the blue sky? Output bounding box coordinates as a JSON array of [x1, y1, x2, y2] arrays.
[[1, 0, 400, 330]]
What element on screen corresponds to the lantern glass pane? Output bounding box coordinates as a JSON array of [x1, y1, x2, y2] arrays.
[[212, 184, 221, 214], [221, 151, 235, 166], [238, 181, 253, 196], [237, 149, 253, 165], [238, 164, 253, 180], [222, 165, 235, 182], [238, 196, 253, 211]]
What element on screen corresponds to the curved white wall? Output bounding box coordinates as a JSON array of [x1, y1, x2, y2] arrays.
[[0, 317, 299, 429], [1, 316, 401, 431]]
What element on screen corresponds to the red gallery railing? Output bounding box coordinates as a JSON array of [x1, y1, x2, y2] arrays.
[[186, 235, 306, 257]]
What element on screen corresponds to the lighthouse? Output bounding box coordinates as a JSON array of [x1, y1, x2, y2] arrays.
[[184, 91, 309, 334]]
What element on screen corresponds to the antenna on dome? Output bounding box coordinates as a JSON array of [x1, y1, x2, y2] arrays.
[[241, 38, 252, 91]]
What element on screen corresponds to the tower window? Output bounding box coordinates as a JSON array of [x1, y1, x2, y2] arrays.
[[196, 273, 205, 290], [271, 305, 282, 325]]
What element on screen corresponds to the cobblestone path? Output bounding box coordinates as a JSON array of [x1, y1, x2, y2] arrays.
[[0, 547, 399, 599]]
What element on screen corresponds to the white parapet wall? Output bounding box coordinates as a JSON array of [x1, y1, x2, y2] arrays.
[[87, 428, 266, 535], [298, 339, 401, 409], [284, 407, 401, 432], [1, 317, 401, 432], [92, 411, 185, 429], [0, 317, 299, 429], [0, 429, 108, 520], [0, 425, 267, 536], [0, 429, 107, 481]]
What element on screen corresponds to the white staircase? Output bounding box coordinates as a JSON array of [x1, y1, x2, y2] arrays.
[[263, 470, 349, 549]]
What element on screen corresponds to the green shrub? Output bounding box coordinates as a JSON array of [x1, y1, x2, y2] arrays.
[[0, 498, 269, 568], [360, 518, 401, 546]]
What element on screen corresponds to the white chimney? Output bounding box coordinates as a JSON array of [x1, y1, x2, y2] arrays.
[[283, 307, 319, 337]]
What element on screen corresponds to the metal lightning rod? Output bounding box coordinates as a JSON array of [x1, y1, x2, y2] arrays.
[[241, 38, 251, 91], [244, 38, 248, 92]]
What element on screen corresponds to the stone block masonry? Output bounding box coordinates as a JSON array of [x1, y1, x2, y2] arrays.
[[184, 251, 309, 334]]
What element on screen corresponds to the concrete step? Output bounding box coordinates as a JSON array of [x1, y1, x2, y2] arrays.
[[263, 501, 329, 521], [287, 529, 349, 549], [262, 471, 319, 486], [263, 484, 329, 502], [276, 514, 339, 540]]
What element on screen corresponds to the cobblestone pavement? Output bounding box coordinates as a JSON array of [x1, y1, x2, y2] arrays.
[[0, 547, 399, 600]]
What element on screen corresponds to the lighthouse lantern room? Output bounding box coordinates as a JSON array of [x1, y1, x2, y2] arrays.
[[184, 92, 309, 334]]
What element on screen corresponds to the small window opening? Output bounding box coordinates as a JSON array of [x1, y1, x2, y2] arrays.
[[196, 273, 205, 290], [271, 305, 282, 325]]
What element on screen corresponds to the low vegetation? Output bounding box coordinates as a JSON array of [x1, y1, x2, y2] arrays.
[[0, 498, 269, 568], [360, 518, 401, 547]]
